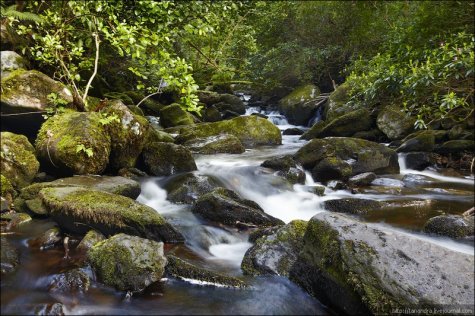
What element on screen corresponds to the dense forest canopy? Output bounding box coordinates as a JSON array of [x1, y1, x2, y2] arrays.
[[1, 0, 474, 126]]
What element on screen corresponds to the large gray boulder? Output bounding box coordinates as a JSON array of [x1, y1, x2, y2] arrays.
[[175, 116, 281, 148], [289, 212, 475, 314], [242, 220, 307, 277], [376, 105, 415, 140], [38, 187, 184, 243], [1, 132, 40, 189], [191, 187, 284, 228], [88, 233, 167, 291], [294, 137, 399, 183], [278, 84, 320, 125], [1, 51, 27, 79]]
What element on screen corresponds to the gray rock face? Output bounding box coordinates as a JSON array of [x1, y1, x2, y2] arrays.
[[294, 137, 399, 183], [48, 268, 90, 295], [261, 155, 306, 184], [377, 106, 415, 140], [348, 172, 377, 186], [423, 215, 474, 239], [191, 187, 284, 227], [76, 230, 106, 253], [1, 51, 27, 78], [164, 173, 221, 204], [290, 212, 475, 314], [242, 220, 307, 277], [141, 142, 197, 176], [88, 233, 167, 292], [38, 187, 184, 243]]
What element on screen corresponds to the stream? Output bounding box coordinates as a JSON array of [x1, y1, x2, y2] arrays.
[[1, 103, 474, 315]]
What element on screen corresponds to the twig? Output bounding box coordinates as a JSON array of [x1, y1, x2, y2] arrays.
[[82, 18, 100, 104], [136, 78, 163, 108]]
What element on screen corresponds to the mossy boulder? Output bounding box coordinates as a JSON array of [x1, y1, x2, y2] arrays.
[[99, 100, 149, 170], [397, 131, 437, 153], [141, 142, 197, 176], [0, 69, 73, 113], [1, 174, 15, 211], [294, 137, 399, 182], [48, 268, 90, 296], [76, 230, 106, 253], [241, 220, 307, 277], [434, 140, 475, 154], [0, 212, 32, 230], [164, 173, 221, 204], [1, 132, 40, 189], [183, 134, 245, 154], [166, 255, 245, 288], [146, 127, 175, 144], [302, 108, 373, 140], [376, 105, 415, 140], [278, 84, 320, 125], [323, 198, 385, 215], [423, 215, 474, 239], [191, 187, 284, 227], [14, 176, 140, 215], [261, 156, 306, 185], [324, 82, 356, 121], [201, 105, 222, 122], [197, 90, 221, 106], [38, 187, 184, 243], [88, 233, 167, 292], [35, 111, 111, 175], [289, 212, 475, 314], [176, 116, 281, 148], [159, 103, 194, 128], [1, 237, 19, 274], [213, 99, 245, 116], [1, 51, 27, 79]]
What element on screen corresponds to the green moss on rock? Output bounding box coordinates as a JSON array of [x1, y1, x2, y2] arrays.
[[278, 84, 321, 125], [376, 105, 415, 140], [35, 111, 111, 175], [1, 132, 40, 189], [39, 187, 184, 243], [159, 103, 194, 128], [88, 233, 167, 292], [1, 175, 14, 198], [183, 134, 245, 154], [141, 142, 197, 176], [176, 116, 281, 148]]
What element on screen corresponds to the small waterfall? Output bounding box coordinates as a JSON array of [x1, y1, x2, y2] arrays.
[[308, 106, 324, 127]]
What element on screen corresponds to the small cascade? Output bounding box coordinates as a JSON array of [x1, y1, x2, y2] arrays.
[[307, 105, 324, 127]]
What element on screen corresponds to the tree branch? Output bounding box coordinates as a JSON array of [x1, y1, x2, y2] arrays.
[[82, 22, 100, 104]]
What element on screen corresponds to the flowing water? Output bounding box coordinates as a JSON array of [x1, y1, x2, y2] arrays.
[[2, 102, 474, 315]]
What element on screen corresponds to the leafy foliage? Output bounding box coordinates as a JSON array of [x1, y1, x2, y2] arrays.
[[75, 144, 94, 158]]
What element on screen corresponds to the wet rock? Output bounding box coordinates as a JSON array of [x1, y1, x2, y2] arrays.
[[76, 230, 106, 253], [397, 130, 449, 153], [323, 82, 353, 121], [312, 185, 326, 196], [214, 101, 245, 116], [183, 134, 245, 154], [159, 103, 194, 128], [117, 167, 148, 181], [371, 177, 405, 187], [251, 112, 268, 119], [48, 268, 90, 295], [289, 212, 475, 314], [33, 303, 65, 316], [35, 111, 111, 175], [302, 109, 373, 139], [1, 212, 32, 230], [323, 198, 385, 215], [1, 237, 19, 274], [164, 173, 221, 204], [376, 105, 415, 140], [261, 156, 305, 184], [1, 51, 27, 78], [166, 255, 245, 288], [423, 215, 474, 239], [175, 116, 281, 148], [88, 233, 167, 292], [99, 100, 150, 170], [141, 142, 197, 176], [191, 187, 284, 227], [276, 168, 306, 185], [197, 90, 221, 106], [326, 180, 348, 190], [351, 129, 386, 142], [402, 174, 434, 186], [39, 187, 184, 243], [283, 128, 304, 135], [146, 127, 175, 144], [28, 227, 62, 250], [348, 172, 376, 186], [278, 84, 320, 125], [221, 110, 241, 120], [202, 105, 222, 122], [294, 137, 399, 183], [1, 132, 40, 189], [242, 220, 307, 277], [15, 176, 141, 215], [248, 225, 283, 243], [434, 140, 475, 154], [402, 152, 434, 170]]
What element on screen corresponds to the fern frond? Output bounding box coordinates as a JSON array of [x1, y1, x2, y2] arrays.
[[1, 5, 43, 23]]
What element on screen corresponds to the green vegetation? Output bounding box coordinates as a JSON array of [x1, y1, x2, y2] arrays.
[[4, 1, 473, 128]]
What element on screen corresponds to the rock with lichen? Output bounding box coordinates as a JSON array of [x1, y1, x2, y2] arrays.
[[88, 233, 167, 292]]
